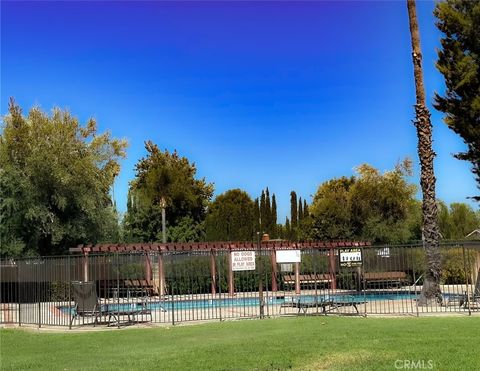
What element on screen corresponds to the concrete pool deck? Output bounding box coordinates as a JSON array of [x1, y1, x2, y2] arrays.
[[1, 284, 478, 328]]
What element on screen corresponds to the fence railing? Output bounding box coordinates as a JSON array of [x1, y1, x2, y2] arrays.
[[1, 242, 479, 327]]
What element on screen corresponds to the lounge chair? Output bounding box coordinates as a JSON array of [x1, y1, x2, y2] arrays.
[[70, 281, 152, 326], [280, 295, 365, 315]]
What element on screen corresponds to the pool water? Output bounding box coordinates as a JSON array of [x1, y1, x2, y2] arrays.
[[62, 291, 424, 313]]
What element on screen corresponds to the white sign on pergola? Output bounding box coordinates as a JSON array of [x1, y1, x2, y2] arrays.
[[276, 250, 301, 263], [231, 251, 256, 271]]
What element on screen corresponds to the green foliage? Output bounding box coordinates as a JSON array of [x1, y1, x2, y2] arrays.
[[48, 281, 72, 302], [441, 247, 476, 284], [448, 203, 479, 239], [298, 197, 304, 221], [0, 99, 127, 256], [309, 160, 418, 244], [116, 263, 146, 279], [124, 141, 213, 243], [434, 0, 480, 200], [290, 191, 298, 230], [271, 194, 278, 238], [167, 216, 206, 243], [205, 189, 255, 242], [310, 177, 356, 241], [437, 202, 479, 239]]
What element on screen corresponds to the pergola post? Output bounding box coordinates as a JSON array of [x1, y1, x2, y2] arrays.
[[329, 248, 337, 290], [83, 251, 89, 282], [145, 254, 152, 281], [271, 249, 278, 292], [158, 252, 165, 296], [294, 262, 300, 295], [228, 251, 234, 296], [210, 251, 217, 295]]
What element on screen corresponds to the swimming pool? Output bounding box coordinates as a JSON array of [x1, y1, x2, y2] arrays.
[[61, 291, 424, 313]]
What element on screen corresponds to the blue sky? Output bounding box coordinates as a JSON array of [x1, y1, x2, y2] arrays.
[[1, 1, 477, 221]]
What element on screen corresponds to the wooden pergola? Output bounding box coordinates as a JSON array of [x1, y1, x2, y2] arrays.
[[69, 240, 371, 296]]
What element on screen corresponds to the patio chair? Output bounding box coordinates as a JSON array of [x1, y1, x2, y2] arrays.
[[70, 281, 152, 326], [280, 295, 365, 315], [70, 281, 109, 326]]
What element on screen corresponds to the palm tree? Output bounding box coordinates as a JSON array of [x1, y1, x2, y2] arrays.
[[406, 0, 441, 304]]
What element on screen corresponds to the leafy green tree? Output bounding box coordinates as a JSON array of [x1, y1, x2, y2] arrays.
[[0, 99, 127, 256], [167, 216, 205, 243], [448, 203, 479, 239], [124, 141, 213, 242], [349, 160, 417, 243], [310, 177, 355, 241], [205, 189, 255, 241], [310, 160, 418, 244], [437, 201, 452, 239], [434, 0, 480, 200]]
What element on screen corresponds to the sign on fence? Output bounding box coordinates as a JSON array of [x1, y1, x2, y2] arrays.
[[339, 248, 363, 267], [276, 250, 301, 263], [231, 251, 256, 271]]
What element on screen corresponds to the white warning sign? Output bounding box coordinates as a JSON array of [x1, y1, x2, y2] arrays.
[[231, 251, 256, 271]]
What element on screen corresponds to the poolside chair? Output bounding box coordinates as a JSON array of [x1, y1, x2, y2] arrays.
[[280, 295, 365, 315], [70, 281, 109, 326], [70, 281, 152, 326]]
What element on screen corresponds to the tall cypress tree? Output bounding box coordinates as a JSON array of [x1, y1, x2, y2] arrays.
[[260, 190, 266, 232], [254, 197, 260, 233], [285, 217, 291, 241], [303, 199, 309, 218], [298, 197, 304, 221], [265, 187, 271, 235], [271, 193, 277, 238], [290, 191, 298, 229]]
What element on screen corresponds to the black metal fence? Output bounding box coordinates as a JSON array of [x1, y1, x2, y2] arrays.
[[1, 242, 479, 328]]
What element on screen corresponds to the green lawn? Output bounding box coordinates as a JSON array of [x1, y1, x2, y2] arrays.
[[1, 316, 479, 370]]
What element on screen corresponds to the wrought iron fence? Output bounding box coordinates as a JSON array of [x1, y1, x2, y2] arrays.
[[1, 242, 479, 328]]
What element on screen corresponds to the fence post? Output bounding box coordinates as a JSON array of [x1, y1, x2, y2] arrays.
[[68, 255, 72, 329], [158, 251, 165, 297], [217, 251, 222, 322], [271, 249, 277, 293], [210, 250, 216, 296], [170, 249, 175, 326], [17, 262, 21, 326], [329, 248, 337, 290], [37, 262, 41, 328], [227, 251, 234, 297], [257, 233, 264, 319], [294, 262, 300, 295]]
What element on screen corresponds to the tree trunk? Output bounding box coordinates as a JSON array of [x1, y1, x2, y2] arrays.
[[406, 0, 442, 304]]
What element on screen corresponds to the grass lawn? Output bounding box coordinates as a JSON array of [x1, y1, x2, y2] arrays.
[[1, 316, 479, 370]]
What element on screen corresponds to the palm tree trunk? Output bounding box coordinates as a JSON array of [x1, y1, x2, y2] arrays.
[[406, 0, 442, 304]]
